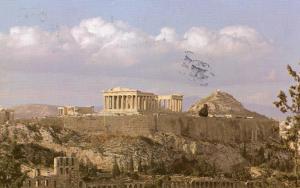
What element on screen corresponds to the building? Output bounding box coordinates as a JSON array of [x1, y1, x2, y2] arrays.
[[58, 106, 94, 116], [0, 108, 14, 124], [102, 87, 183, 115], [21, 156, 262, 188], [21, 156, 148, 188], [21, 156, 81, 188]]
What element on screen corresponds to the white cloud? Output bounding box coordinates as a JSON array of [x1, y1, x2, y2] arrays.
[[155, 27, 177, 42], [181, 25, 271, 59], [0, 17, 272, 70]]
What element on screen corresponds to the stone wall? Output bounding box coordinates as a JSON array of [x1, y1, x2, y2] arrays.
[[61, 114, 279, 143]]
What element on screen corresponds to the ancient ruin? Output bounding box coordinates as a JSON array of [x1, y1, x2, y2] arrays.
[[21, 157, 81, 188], [21, 156, 144, 188], [0, 107, 14, 124], [58, 106, 94, 116], [21, 156, 261, 188], [102, 87, 183, 115]]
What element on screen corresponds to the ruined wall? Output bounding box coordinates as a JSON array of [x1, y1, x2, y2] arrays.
[[0, 110, 14, 124], [157, 115, 279, 143], [61, 114, 279, 143]]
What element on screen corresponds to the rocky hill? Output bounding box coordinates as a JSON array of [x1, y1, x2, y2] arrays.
[[0, 116, 292, 182], [11, 104, 58, 119], [188, 90, 267, 119]]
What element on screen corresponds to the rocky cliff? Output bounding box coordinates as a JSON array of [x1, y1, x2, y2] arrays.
[[0, 118, 292, 181]]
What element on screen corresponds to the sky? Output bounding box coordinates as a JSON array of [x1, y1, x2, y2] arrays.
[[0, 0, 300, 119]]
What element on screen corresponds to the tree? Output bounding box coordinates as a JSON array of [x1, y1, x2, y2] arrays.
[[198, 104, 208, 117], [137, 158, 143, 173], [128, 156, 134, 173], [0, 154, 25, 188], [112, 156, 120, 178], [274, 64, 300, 176], [0, 140, 26, 188]]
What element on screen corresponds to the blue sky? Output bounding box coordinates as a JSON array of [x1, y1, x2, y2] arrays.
[[0, 0, 299, 118]]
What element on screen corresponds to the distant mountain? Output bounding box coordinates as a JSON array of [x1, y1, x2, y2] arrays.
[[188, 90, 268, 119], [12, 104, 58, 119]]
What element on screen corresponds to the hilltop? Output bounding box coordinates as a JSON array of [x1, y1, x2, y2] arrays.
[[11, 104, 58, 119], [188, 90, 268, 119]]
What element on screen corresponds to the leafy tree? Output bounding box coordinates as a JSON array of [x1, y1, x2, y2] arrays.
[[137, 158, 143, 173], [0, 139, 26, 188], [274, 64, 300, 175], [128, 156, 134, 173], [198, 104, 209, 117], [0, 155, 25, 188], [112, 156, 120, 178]]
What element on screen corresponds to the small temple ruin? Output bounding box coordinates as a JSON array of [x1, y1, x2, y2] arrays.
[[0, 107, 14, 124], [57, 106, 94, 116], [102, 87, 183, 115]]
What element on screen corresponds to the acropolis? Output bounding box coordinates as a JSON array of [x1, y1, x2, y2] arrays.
[[102, 87, 183, 115]]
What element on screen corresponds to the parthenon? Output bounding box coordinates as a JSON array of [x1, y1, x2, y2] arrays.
[[103, 87, 183, 114]]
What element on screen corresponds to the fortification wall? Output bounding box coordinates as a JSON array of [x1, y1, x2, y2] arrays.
[[61, 114, 279, 143]]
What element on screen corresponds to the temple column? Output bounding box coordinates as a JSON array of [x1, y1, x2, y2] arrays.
[[104, 96, 106, 109], [149, 97, 152, 111], [123, 96, 126, 109], [135, 95, 138, 110], [158, 99, 161, 109], [116, 96, 119, 109], [107, 96, 109, 109], [112, 96, 115, 109], [167, 99, 169, 110], [121, 96, 124, 109], [180, 100, 182, 112], [172, 99, 175, 111], [108, 96, 111, 109], [179, 100, 181, 112], [174, 99, 176, 112], [106, 96, 109, 110], [131, 95, 134, 110], [111, 96, 114, 109], [145, 96, 148, 111], [128, 95, 131, 109], [127, 95, 130, 109]]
